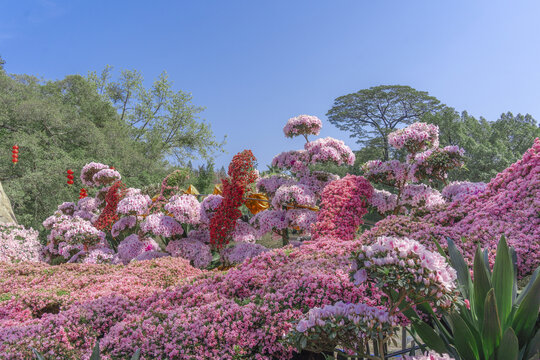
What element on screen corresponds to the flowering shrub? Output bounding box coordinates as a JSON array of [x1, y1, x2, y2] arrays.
[[0, 223, 41, 263], [283, 114, 322, 139], [362, 138, 540, 277], [271, 183, 317, 209], [311, 175, 373, 241], [139, 213, 184, 238], [116, 234, 160, 264], [363, 122, 464, 216], [199, 194, 223, 224], [304, 137, 355, 166], [164, 194, 201, 224], [80, 162, 110, 187]]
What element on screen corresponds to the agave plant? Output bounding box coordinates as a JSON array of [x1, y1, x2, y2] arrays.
[[33, 340, 141, 360], [405, 235, 540, 360]]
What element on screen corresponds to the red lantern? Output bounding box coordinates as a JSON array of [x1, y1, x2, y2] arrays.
[[67, 169, 74, 185], [11, 145, 18, 164], [79, 188, 88, 199]]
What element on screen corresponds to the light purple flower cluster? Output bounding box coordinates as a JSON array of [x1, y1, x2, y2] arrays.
[[222, 242, 269, 264], [140, 213, 184, 238], [199, 194, 223, 224], [369, 189, 399, 215], [295, 301, 397, 334], [352, 236, 457, 309], [110, 215, 137, 237], [401, 184, 445, 210], [231, 219, 259, 243], [80, 162, 110, 187], [57, 202, 76, 216], [164, 194, 201, 225], [0, 223, 41, 263], [272, 150, 309, 174], [250, 209, 288, 236], [388, 122, 439, 153], [116, 194, 152, 216], [132, 250, 169, 262], [272, 184, 317, 209], [117, 234, 160, 264], [409, 147, 465, 182], [76, 197, 99, 213], [185, 229, 211, 244], [92, 168, 121, 186], [297, 171, 340, 194], [286, 209, 318, 231], [304, 137, 355, 166], [441, 181, 487, 202], [362, 160, 410, 187], [257, 175, 293, 196], [283, 114, 323, 139], [81, 246, 116, 264], [165, 237, 212, 268]]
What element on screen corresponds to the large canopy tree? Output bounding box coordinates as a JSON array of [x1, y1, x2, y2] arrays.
[[327, 85, 442, 161]]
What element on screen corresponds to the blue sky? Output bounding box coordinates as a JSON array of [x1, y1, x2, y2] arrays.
[[1, 0, 540, 170]]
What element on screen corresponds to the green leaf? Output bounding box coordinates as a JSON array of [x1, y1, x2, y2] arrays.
[[89, 340, 100, 360], [130, 349, 141, 360], [481, 289, 502, 359], [516, 267, 540, 306], [492, 235, 514, 329], [524, 328, 540, 360], [447, 237, 473, 300], [409, 318, 449, 354], [512, 274, 540, 346], [473, 246, 492, 325], [450, 312, 480, 360], [496, 328, 519, 360]]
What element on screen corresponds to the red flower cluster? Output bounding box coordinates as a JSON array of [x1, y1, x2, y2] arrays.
[[210, 150, 257, 249], [94, 180, 127, 231], [311, 175, 373, 241]]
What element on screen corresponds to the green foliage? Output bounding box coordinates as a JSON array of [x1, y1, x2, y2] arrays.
[[422, 107, 539, 182], [327, 85, 442, 161], [407, 236, 540, 360], [0, 65, 223, 237]]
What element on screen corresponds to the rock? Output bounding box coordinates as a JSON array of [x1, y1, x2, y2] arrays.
[[0, 181, 17, 224]]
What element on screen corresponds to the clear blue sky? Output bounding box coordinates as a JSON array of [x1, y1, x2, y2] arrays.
[[1, 0, 539, 170]]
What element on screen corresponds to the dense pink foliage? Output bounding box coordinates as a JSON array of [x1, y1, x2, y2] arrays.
[[362, 138, 540, 276], [312, 175, 373, 241], [283, 114, 322, 138], [0, 223, 41, 263]]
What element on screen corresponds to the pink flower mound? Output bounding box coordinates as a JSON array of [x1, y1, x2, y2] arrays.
[[0, 257, 201, 332], [80, 162, 110, 187], [441, 181, 487, 202], [311, 175, 373, 241], [116, 234, 160, 264], [164, 194, 201, 225], [166, 238, 212, 268], [0, 223, 41, 263], [139, 213, 184, 238], [92, 168, 122, 186], [222, 242, 269, 264], [99, 241, 373, 359], [272, 184, 317, 209], [388, 122, 439, 153], [363, 138, 540, 277], [304, 137, 355, 166]]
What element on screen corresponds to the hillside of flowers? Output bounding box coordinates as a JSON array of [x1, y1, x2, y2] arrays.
[[0, 115, 539, 359]]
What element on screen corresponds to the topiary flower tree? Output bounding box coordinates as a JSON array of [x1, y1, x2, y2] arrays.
[[252, 115, 354, 244], [363, 122, 466, 217]]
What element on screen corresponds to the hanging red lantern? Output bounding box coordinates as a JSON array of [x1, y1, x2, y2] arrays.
[[11, 145, 19, 164], [79, 188, 88, 199], [67, 169, 75, 185]]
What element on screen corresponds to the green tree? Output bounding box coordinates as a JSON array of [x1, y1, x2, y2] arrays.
[[327, 85, 442, 161], [88, 67, 225, 165], [0, 69, 172, 236], [422, 108, 539, 182], [193, 161, 217, 194]]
